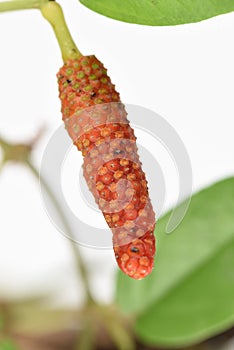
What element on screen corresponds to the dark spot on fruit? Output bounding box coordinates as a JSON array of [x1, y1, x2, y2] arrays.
[[67, 79, 72, 84], [90, 92, 96, 98], [114, 149, 123, 155], [131, 246, 139, 253]]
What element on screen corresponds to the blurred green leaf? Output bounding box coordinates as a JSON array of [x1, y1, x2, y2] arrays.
[[0, 339, 19, 350], [79, 0, 234, 26], [116, 178, 234, 347]]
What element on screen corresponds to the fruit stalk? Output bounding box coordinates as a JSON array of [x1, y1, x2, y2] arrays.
[[41, 1, 82, 61]]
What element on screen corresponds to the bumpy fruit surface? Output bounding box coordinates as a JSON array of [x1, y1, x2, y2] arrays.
[[57, 55, 156, 279]]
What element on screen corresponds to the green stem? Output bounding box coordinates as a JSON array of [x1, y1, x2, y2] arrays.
[[76, 319, 96, 350], [41, 1, 82, 61], [26, 160, 94, 305], [101, 306, 136, 350], [0, 0, 47, 12]]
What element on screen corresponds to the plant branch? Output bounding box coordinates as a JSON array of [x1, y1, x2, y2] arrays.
[[101, 306, 136, 350], [0, 0, 47, 13], [26, 160, 95, 305], [75, 318, 96, 350]]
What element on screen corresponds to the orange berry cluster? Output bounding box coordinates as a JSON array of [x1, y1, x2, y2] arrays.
[[57, 55, 156, 279]]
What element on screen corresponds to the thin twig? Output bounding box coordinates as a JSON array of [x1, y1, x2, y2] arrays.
[[0, 0, 47, 13], [26, 159, 95, 305]]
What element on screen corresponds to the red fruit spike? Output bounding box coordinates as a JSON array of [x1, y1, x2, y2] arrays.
[[88, 129, 100, 143], [106, 159, 120, 172], [139, 256, 150, 267], [100, 127, 112, 137], [124, 258, 138, 276], [57, 55, 156, 279], [114, 170, 124, 180], [125, 209, 138, 221], [99, 173, 113, 185], [98, 166, 108, 176], [99, 188, 111, 201]]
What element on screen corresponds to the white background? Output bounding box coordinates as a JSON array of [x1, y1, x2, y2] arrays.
[[0, 0, 233, 307]]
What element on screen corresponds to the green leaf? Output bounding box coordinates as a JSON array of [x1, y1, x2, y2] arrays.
[[116, 178, 234, 347], [0, 339, 19, 350], [79, 0, 234, 26]]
